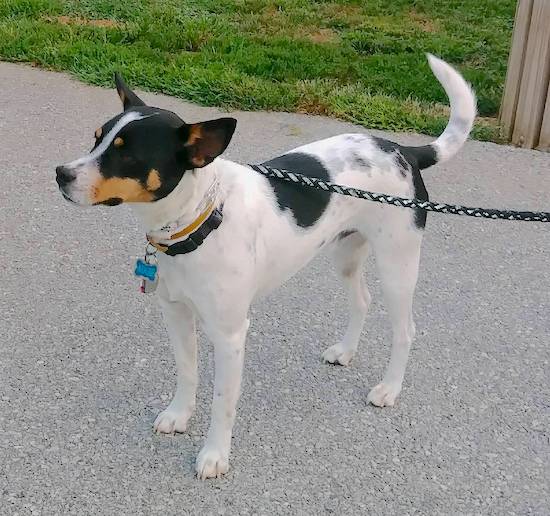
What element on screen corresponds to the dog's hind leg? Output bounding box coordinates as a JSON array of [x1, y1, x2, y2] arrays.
[[322, 231, 371, 366], [153, 296, 197, 434], [367, 228, 422, 407]]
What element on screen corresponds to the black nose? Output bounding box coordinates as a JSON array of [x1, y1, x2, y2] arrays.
[[56, 166, 74, 188]]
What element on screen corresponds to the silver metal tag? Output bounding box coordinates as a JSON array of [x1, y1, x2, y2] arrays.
[[138, 243, 159, 294], [140, 276, 158, 294]]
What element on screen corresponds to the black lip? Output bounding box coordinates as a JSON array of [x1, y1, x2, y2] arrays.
[[60, 189, 77, 204]]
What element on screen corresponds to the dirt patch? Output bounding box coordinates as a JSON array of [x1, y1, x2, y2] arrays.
[[47, 16, 123, 29], [408, 10, 440, 33], [320, 3, 363, 19], [308, 28, 338, 44], [295, 98, 330, 116]]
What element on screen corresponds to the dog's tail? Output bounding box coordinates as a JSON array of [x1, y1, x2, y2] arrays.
[[406, 54, 477, 170]]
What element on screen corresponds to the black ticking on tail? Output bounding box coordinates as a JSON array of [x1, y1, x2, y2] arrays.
[[261, 152, 332, 228]]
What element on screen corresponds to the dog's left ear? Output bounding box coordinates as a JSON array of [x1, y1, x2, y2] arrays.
[[182, 118, 237, 168], [114, 73, 146, 111]]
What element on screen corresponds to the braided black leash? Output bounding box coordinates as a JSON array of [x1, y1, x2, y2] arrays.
[[249, 164, 550, 223]]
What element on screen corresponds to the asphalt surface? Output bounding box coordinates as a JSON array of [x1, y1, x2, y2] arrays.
[[0, 62, 549, 515]]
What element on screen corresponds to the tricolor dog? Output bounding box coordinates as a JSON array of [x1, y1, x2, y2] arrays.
[[56, 55, 476, 479]]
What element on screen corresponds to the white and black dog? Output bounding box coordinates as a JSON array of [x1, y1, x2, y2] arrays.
[[56, 54, 476, 479]]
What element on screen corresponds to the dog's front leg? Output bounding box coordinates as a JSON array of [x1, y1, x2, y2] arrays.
[[153, 296, 197, 434], [196, 318, 249, 480]]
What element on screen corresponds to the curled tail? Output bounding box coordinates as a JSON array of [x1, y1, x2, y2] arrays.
[[407, 54, 477, 170]]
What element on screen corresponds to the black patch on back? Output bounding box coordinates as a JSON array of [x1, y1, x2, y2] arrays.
[[372, 137, 432, 229], [261, 153, 331, 228], [372, 137, 398, 154]]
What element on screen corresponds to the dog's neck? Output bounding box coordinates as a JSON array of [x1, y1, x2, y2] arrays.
[[131, 162, 219, 232]]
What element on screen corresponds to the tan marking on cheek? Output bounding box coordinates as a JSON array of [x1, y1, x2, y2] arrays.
[[146, 169, 161, 191], [95, 127, 102, 139], [114, 137, 124, 147], [91, 177, 154, 204]]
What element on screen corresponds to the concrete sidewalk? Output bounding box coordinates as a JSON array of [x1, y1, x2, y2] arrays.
[[0, 62, 549, 515]]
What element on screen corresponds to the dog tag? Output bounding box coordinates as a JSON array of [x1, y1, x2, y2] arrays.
[[135, 258, 157, 281], [140, 276, 158, 294], [135, 257, 158, 294]]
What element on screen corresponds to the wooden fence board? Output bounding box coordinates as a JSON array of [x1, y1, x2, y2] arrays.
[[510, 0, 550, 148], [538, 86, 550, 151], [499, 0, 534, 140]]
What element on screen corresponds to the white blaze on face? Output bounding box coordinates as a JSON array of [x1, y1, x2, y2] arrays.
[[61, 111, 153, 205]]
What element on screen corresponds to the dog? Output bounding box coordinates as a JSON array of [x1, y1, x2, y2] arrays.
[[56, 54, 476, 479]]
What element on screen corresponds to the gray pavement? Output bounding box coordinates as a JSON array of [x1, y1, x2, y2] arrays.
[[0, 62, 549, 515]]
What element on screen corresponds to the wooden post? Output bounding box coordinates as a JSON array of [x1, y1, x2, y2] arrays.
[[499, 0, 550, 150], [499, 0, 533, 141], [539, 76, 550, 151]]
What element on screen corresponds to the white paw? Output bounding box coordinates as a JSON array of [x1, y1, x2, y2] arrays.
[[195, 446, 229, 480], [367, 382, 401, 407], [153, 406, 192, 434], [322, 344, 355, 366]]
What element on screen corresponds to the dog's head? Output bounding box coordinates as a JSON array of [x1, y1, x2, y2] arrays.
[[56, 74, 236, 206]]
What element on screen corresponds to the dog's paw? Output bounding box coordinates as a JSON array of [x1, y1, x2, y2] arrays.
[[195, 446, 229, 480], [153, 407, 192, 434], [322, 344, 355, 366], [367, 382, 401, 407]]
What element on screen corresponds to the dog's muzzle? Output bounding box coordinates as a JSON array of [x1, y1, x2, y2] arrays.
[[56, 165, 74, 188], [56, 165, 77, 202]]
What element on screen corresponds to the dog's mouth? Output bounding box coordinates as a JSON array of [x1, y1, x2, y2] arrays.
[[60, 189, 77, 204], [59, 186, 123, 207], [95, 197, 123, 206]]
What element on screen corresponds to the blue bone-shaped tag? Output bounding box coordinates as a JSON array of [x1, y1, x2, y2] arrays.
[[135, 259, 157, 282]]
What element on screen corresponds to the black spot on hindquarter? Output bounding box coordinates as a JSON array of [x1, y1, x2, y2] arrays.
[[261, 152, 331, 228], [351, 152, 370, 169], [394, 152, 409, 177], [372, 136, 437, 170], [372, 136, 434, 229]]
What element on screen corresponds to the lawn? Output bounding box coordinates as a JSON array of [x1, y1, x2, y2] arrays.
[[0, 0, 516, 141]]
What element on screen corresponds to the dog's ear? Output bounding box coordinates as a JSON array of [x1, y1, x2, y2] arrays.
[[181, 118, 237, 168], [114, 73, 146, 111]]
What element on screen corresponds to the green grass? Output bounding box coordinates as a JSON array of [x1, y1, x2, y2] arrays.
[[0, 0, 516, 141]]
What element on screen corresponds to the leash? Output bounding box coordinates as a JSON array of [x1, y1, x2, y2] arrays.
[[135, 161, 549, 294], [249, 164, 550, 223]]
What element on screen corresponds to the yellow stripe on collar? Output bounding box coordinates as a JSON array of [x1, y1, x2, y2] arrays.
[[147, 202, 215, 253], [169, 202, 215, 241], [147, 241, 168, 253]]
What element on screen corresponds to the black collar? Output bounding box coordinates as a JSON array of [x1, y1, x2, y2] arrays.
[[148, 205, 223, 256]]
